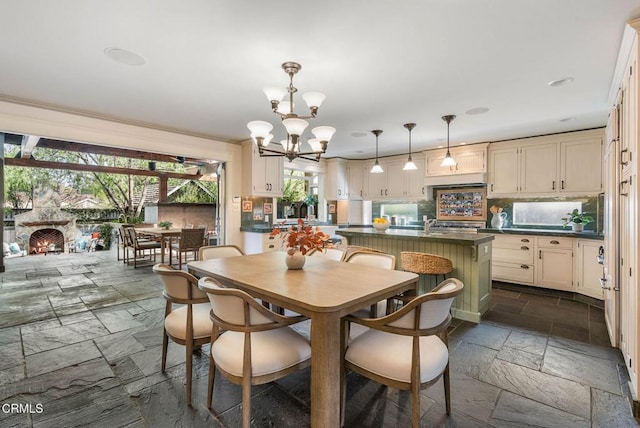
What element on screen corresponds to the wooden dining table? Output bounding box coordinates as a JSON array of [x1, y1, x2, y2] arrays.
[[135, 227, 182, 264], [188, 251, 418, 428]]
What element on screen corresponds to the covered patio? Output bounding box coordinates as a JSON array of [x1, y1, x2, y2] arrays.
[[0, 249, 635, 427]]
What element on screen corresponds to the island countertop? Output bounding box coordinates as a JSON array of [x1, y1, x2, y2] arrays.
[[336, 227, 495, 245]]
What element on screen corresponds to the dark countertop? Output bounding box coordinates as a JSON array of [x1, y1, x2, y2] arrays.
[[479, 227, 604, 240], [241, 223, 338, 234], [335, 227, 495, 245]]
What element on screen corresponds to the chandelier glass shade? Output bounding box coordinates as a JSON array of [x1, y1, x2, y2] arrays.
[[247, 62, 335, 162], [370, 129, 384, 174], [402, 123, 418, 171], [440, 115, 457, 167]]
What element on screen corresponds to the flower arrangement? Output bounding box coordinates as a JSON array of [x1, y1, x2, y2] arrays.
[[158, 221, 173, 229], [489, 205, 503, 214], [271, 218, 329, 255]]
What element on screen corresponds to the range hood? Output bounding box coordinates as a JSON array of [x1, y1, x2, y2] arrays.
[[424, 172, 486, 187], [422, 173, 486, 200]]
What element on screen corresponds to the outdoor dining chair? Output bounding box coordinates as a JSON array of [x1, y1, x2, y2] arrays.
[[171, 228, 205, 270]]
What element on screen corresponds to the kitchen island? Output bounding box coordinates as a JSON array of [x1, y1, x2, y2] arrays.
[[335, 227, 494, 323]]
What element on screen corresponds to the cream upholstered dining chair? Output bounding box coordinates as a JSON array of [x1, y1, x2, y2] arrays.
[[153, 264, 213, 406], [308, 247, 347, 262], [341, 278, 464, 427], [198, 276, 311, 428], [198, 244, 244, 261], [171, 228, 206, 269], [345, 251, 396, 318]]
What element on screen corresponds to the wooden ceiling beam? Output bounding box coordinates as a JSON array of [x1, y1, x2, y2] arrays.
[[35, 138, 207, 164], [5, 157, 202, 180]]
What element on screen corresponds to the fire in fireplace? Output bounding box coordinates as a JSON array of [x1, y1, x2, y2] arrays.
[[29, 229, 65, 255]]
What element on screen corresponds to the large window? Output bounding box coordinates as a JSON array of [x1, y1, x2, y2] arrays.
[[512, 201, 582, 226], [380, 203, 419, 223], [279, 169, 319, 219]]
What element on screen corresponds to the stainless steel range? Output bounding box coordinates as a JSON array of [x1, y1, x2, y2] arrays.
[[429, 220, 485, 234]]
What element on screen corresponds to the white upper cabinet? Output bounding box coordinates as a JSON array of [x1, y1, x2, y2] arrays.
[[560, 137, 603, 193], [520, 143, 558, 194], [325, 159, 348, 200], [488, 129, 604, 197], [241, 141, 283, 197], [488, 146, 519, 195], [347, 162, 365, 200], [425, 144, 487, 177], [360, 156, 425, 199]]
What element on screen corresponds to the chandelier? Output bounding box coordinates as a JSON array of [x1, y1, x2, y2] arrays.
[[247, 62, 336, 162]]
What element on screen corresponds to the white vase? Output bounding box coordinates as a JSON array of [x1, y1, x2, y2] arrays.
[[491, 212, 507, 229], [285, 250, 306, 270]]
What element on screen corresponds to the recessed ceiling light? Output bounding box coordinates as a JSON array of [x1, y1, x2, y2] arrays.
[[460, 142, 467, 145], [559, 117, 575, 122], [351, 132, 367, 138], [466, 107, 490, 115], [548, 77, 574, 87], [104, 48, 146, 66], [437, 145, 444, 149]]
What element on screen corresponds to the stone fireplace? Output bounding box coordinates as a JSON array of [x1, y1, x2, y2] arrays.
[[14, 190, 78, 255]]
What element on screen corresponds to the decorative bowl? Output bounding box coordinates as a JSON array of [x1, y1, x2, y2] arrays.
[[373, 223, 390, 232]]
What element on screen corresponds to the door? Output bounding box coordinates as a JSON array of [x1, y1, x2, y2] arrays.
[[603, 133, 619, 346], [488, 146, 518, 195], [520, 143, 558, 193]]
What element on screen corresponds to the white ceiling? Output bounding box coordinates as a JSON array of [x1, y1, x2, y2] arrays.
[[0, 1, 638, 160]]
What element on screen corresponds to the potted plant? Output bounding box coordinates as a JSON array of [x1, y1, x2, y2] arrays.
[[562, 209, 594, 232], [158, 221, 173, 230]]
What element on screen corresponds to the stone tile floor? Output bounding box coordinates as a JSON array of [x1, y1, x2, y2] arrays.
[[0, 249, 637, 427]]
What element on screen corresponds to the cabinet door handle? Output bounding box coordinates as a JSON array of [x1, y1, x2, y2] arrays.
[[550, 240, 560, 245], [380, 189, 383, 196], [561, 180, 565, 190], [621, 179, 629, 196], [360, 190, 363, 197], [621, 148, 629, 166], [338, 189, 341, 196], [265, 183, 269, 191], [520, 265, 530, 270], [539, 250, 542, 259], [552, 180, 556, 190], [520, 246, 529, 250], [385, 189, 388, 196], [520, 238, 530, 243], [421, 187, 425, 194], [490, 184, 494, 192]]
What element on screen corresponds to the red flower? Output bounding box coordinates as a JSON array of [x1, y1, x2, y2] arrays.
[[271, 218, 329, 255]]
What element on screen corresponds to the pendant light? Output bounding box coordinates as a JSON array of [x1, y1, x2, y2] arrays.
[[370, 130, 384, 173], [440, 115, 457, 167], [403, 123, 417, 171]]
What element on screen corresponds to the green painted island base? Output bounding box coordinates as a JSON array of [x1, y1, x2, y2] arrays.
[[336, 228, 494, 323]]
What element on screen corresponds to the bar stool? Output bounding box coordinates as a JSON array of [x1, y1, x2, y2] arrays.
[[400, 251, 453, 284], [397, 252, 453, 308]]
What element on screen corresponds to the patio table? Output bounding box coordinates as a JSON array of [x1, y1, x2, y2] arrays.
[[135, 227, 182, 264]]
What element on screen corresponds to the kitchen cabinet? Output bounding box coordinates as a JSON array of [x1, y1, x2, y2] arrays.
[[241, 141, 283, 197], [488, 130, 604, 197], [575, 240, 604, 300], [425, 144, 487, 177], [242, 232, 280, 255], [535, 236, 573, 291], [325, 159, 348, 200], [492, 234, 535, 284], [560, 138, 603, 193], [347, 162, 365, 200], [363, 157, 425, 199]]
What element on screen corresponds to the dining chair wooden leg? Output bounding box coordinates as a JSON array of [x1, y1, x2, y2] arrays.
[[207, 353, 215, 408], [161, 302, 170, 372], [242, 375, 251, 428], [441, 332, 451, 415], [186, 340, 193, 405], [411, 380, 420, 427]]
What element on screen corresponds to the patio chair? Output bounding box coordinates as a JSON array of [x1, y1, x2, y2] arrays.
[[153, 264, 212, 405], [171, 228, 205, 270], [198, 276, 311, 428], [126, 226, 161, 268], [341, 278, 464, 427]]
